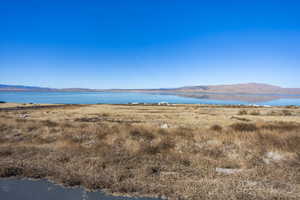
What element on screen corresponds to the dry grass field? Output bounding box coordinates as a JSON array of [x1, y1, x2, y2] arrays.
[[0, 103, 300, 199]]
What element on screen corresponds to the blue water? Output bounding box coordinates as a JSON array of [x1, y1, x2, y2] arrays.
[[0, 178, 159, 200], [0, 91, 300, 106]]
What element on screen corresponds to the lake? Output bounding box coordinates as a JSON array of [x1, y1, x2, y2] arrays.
[[0, 178, 160, 200], [0, 91, 300, 106]]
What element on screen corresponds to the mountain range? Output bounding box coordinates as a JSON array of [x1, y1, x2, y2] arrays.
[[1, 83, 300, 95]]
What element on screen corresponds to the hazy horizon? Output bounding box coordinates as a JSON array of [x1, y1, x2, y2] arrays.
[[1, 1, 299, 89], [1, 82, 300, 90]]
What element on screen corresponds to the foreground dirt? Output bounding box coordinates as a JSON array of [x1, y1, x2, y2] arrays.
[[0, 103, 299, 199]]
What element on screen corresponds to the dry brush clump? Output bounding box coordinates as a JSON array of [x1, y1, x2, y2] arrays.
[[281, 109, 293, 116], [238, 109, 248, 115], [267, 109, 295, 116], [0, 109, 300, 200], [230, 122, 258, 132], [210, 124, 223, 132], [249, 110, 261, 115]]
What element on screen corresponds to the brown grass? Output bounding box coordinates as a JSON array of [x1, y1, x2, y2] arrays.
[[0, 104, 299, 199]]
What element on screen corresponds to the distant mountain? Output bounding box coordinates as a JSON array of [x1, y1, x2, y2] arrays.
[[0, 84, 55, 91], [172, 83, 300, 95], [1, 83, 300, 95]]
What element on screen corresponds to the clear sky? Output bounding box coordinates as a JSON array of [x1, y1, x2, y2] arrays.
[[1, 0, 300, 89]]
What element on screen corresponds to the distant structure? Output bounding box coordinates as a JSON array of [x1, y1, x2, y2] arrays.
[[129, 102, 139, 105], [158, 102, 169, 106]]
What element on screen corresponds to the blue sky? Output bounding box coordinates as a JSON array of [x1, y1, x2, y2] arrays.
[[0, 0, 300, 89]]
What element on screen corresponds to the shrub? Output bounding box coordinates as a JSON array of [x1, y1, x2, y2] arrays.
[[0, 167, 24, 177], [42, 120, 58, 127], [250, 110, 260, 115], [281, 110, 292, 116], [173, 127, 194, 138], [145, 166, 160, 176], [238, 110, 247, 115], [210, 124, 223, 132], [140, 145, 160, 155], [140, 137, 174, 155], [285, 105, 298, 109], [157, 137, 175, 151], [129, 128, 155, 141], [230, 123, 258, 132], [180, 159, 191, 167], [261, 122, 300, 131], [267, 111, 278, 116], [102, 113, 110, 117]]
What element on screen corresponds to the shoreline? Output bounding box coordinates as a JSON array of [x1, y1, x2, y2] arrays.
[[1, 101, 300, 108], [0, 177, 161, 199], [2, 90, 300, 106]]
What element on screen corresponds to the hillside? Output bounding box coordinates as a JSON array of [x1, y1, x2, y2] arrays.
[[1, 83, 300, 95], [172, 83, 300, 95], [0, 84, 54, 91]]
